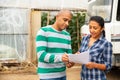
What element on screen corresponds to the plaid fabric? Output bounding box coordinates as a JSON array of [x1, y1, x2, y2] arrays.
[[79, 34, 112, 80]]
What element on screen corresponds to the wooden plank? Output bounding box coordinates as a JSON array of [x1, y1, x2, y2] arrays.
[[28, 10, 41, 63]]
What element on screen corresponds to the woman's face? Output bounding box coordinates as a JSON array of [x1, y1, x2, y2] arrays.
[[89, 20, 104, 39]]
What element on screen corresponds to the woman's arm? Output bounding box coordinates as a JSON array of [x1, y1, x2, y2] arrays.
[[85, 62, 106, 70]]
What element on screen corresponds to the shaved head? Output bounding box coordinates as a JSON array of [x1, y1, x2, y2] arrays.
[[53, 9, 72, 31], [57, 9, 73, 17]]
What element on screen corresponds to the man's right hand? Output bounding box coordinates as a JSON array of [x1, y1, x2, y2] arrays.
[[62, 53, 69, 62]]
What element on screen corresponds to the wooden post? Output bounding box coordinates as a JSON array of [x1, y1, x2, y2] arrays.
[[47, 11, 50, 25], [77, 15, 80, 49], [28, 9, 41, 64]]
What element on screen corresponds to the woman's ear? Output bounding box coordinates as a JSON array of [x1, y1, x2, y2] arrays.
[[101, 28, 104, 32]]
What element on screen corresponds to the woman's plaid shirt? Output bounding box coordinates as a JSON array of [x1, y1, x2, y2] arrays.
[[79, 34, 112, 80]]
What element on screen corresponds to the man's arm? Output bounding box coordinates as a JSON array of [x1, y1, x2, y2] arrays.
[[36, 29, 69, 63]]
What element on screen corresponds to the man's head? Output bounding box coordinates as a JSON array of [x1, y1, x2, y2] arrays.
[[53, 9, 72, 31]]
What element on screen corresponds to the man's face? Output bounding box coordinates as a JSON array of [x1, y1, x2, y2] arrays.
[[56, 13, 72, 31]]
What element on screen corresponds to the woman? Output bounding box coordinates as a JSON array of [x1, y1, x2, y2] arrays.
[[79, 16, 112, 80]]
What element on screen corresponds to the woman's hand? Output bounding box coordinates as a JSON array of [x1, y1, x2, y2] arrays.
[[85, 62, 96, 69], [75, 51, 80, 54], [86, 62, 106, 70]]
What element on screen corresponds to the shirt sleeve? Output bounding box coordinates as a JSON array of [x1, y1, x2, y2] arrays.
[[79, 36, 86, 52], [66, 35, 72, 54], [36, 29, 62, 63], [103, 42, 113, 72]]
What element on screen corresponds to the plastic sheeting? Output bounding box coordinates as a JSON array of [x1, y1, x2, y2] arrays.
[[0, 0, 87, 62], [0, 0, 88, 10], [0, 0, 30, 8], [0, 8, 30, 61]]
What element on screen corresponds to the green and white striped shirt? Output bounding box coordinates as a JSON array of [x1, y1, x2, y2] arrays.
[[36, 25, 72, 79]]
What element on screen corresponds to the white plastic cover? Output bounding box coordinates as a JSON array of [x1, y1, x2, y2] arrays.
[[0, 8, 30, 61]]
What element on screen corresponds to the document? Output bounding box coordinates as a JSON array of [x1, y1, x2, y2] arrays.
[[68, 51, 89, 64]]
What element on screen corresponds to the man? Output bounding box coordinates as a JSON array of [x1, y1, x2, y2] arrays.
[[36, 9, 74, 80]]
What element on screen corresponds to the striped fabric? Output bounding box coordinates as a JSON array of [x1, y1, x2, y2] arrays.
[[36, 25, 72, 79]]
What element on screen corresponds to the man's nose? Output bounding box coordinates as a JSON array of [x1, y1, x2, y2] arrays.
[[65, 21, 69, 26]]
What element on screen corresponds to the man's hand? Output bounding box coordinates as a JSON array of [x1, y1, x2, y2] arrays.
[[66, 62, 75, 68], [62, 53, 69, 62]]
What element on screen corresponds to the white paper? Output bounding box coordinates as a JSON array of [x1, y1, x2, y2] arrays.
[[68, 51, 89, 64]]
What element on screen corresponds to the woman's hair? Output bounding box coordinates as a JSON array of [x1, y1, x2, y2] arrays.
[[89, 16, 105, 37]]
